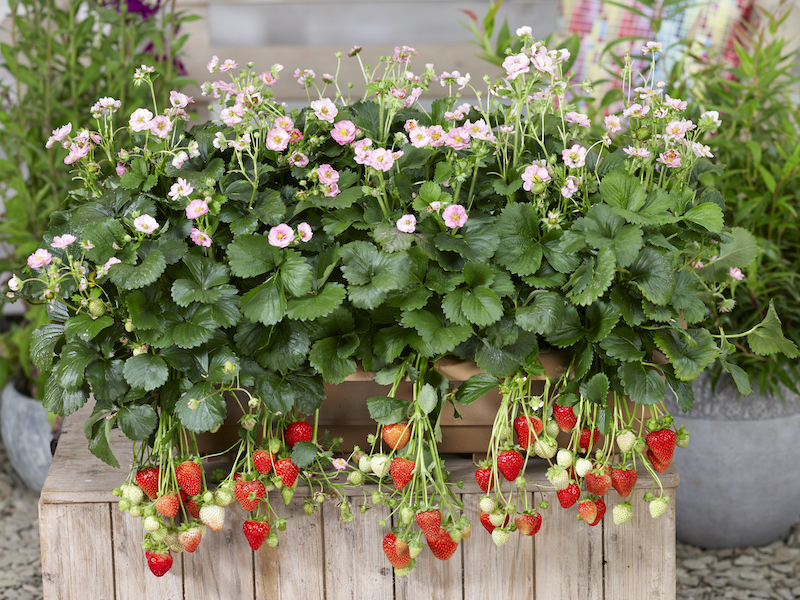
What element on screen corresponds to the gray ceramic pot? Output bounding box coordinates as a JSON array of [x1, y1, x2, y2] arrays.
[[0, 381, 53, 491], [664, 373, 800, 548]]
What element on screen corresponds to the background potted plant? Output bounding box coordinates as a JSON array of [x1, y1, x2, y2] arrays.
[[0, 0, 194, 490], [9, 33, 792, 575]]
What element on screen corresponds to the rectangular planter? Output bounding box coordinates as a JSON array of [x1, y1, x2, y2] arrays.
[[40, 402, 679, 600]]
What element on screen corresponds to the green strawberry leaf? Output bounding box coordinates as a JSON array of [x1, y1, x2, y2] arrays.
[[255, 371, 294, 414], [654, 329, 719, 381], [599, 327, 645, 362], [227, 234, 281, 278], [287, 282, 347, 321], [746, 302, 800, 358], [308, 337, 357, 384], [683, 202, 723, 233], [43, 377, 87, 416], [697, 227, 758, 281], [109, 250, 167, 290], [116, 404, 158, 440], [494, 203, 544, 275], [30, 324, 65, 373], [241, 276, 286, 326], [64, 315, 113, 342], [455, 373, 500, 406], [516, 291, 565, 336], [367, 396, 408, 425], [417, 383, 438, 415], [291, 441, 318, 469], [628, 247, 675, 305], [461, 286, 504, 327], [581, 373, 609, 404], [122, 354, 169, 392], [619, 362, 666, 405], [175, 382, 227, 432]]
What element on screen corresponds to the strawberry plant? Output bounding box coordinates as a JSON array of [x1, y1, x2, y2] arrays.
[[8, 31, 796, 576]]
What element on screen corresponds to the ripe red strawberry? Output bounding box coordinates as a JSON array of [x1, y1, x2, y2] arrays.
[[585, 465, 612, 496], [514, 415, 544, 449], [178, 526, 203, 553], [479, 512, 496, 533], [474, 467, 494, 492], [186, 497, 201, 519], [589, 497, 606, 527], [646, 428, 677, 464], [646, 449, 670, 473], [515, 511, 542, 536], [610, 466, 638, 498], [243, 519, 270, 551], [579, 428, 600, 453], [415, 509, 442, 537], [145, 549, 173, 577], [427, 527, 458, 560], [274, 458, 300, 487], [382, 423, 412, 450], [136, 467, 160, 500], [390, 457, 415, 490], [557, 483, 580, 508], [155, 492, 180, 518], [382, 533, 412, 569], [234, 479, 266, 512], [496, 450, 524, 481], [553, 404, 578, 431], [176, 460, 202, 496], [285, 421, 313, 448], [578, 499, 597, 523], [253, 450, 275, 475]]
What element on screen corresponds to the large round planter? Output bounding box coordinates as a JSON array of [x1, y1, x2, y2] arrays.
[[665, 373, 800, 548], [0, 380, 53, 491]]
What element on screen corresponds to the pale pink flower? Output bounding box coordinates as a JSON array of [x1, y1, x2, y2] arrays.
[[502, 53, 530, 80], [186, 199, 209, 219], [729, 267, 744, 281], [268, 224, 295, 248], [169, 178, 193, 201], [427, 201, 442, 212], [274, 115, 294, 131], [561, 176, 581, 199], [266, 128, 290, 151], [322, 182, 340, 197], [228, 134, 250, 151], [28, 249, 52, 268], [623, 146, 651, 159], [408, 126, 431, 148], [623, 103, 650, 118], [657, 149, 682, 168], [404, 119, 418, 133], [104, 257, 121, 271], [332, 458, 348, 471], [604, 115, 621, 133], [129, 108, 153, 132], [331, 120, 356, 145], [91, 97, 121, 118], [390, 87, 407, 99], [50, 234, 76, 249], [288, 152, 309, 167], [562, 144, 587, 168], [190, 228, 212, 247], [446, 127, 470, 150], [404, 87, 423, 108], [207, 55, 219, 73], [664, 95, 687, 111], [654, 107, 669, 119], [392, 45, 417, 63], [310, 98, 338, 123], [172, 151, 189, 169], [689, 259, 704, 270], [133, 215, 159, 234], [691, 142, 713, 158], [317, 164, 340, 185], [427, 125, 446, 147], [298, 222, 313, 242], [700, 111, 722, 129], [219, 59, 237, 72], [149, 115, 172, 139], [565, 111, 591, 128], [642, 41, 663, 54], [442, 204, 468, 229], [464, 119, 492, 140], [353, 138, 374, 165], [116, 161, 129, 176], [7, 275, 21, 291], [665, 119, 695, 140], [293, 68, 315, 86], [169, 91, 193, 108], [46, 123, 72, 149], [366, 148, 395, 172], [396, 214, 416, 233], [212, 132, 227, 149], [531, 48, 556, 76], [220, 105, 244, 127], [521, 165, 552, 191], [260, 72, 278, 86], [187, 141, 200, 158]]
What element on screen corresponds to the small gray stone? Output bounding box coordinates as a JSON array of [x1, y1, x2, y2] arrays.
[[771, 564, 794, 574], [789, 586, 800, 597], [684, 558, 712, 570], [737, 569, 766, 581], [734, 555, 758, 566], [678, 573, 701, 587]]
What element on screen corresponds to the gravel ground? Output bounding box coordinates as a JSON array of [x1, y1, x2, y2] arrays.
[[0, 426, 797, 600]]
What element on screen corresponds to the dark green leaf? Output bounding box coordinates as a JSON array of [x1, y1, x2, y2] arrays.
[[683, 202, 724, 233], [619, 362, 666, 405], [87, 417, 119, 468], [461, 286, 504, 327], [664, 369, 696, 412], [654, 329, 720, 381], [746, 302, 800, 358], [599, 327, 645, 362], [30, 324, 65, 372], [241, 276, 286, 326], [288, 372, 326, 414], [628, 247, 675, 305], [367, 396, 408, 425], [175, 382, 227, 432], [227, 234, 280, 278], [255, 372, 294, 414], [581, 373, 609, 404], [599, 169, 647, 211], [64, 315, 113, 342], [516, 292, 565, 336], [454, 373, 500, 406], [43, 377, 87, 416], [309, 337, 357, 384], [109, 250, 167, 290], [291, 441, 318, 468], [117, 404, 158, 440], [417, 383, 438, 415], [698, 227, 758, 281]]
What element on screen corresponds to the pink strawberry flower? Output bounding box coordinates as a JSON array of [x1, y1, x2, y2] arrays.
[[50, 234, 77, 249], [664, 95, 687, 111], [322, 182, 340, 197], [396, 214, 416, 233], [561, 176, 581, 199], [104, 257, 121, 271], [521, 165, 551, 191], [408, 126, 430, 148], [297, 222, 313, 242], [186, 199, 209, 219], [562, 144, 587, 169], [169, 91, 193, 109], [404, 87, 423, 108], [331, 120, 356, 145], [317, 164, 340, 185], [623, 146, 651, 158], [134, 215, 159, 234], [28, 249, 52, 269], [266, 128, 290, 152], [565, 112, 590, 128], [657, 149, 682, 168], [366, 148, 395, 172], [169, 178, 193, 201], [689, 259, 704, 270], [46, 123, 72, 149], [149, 115, 173, 139], [288, 152, 309, 167], [274, 115, 294, 131], [129, 108, 153, 132], [446, 127, 470, 150], [729, 267, 744, 281], [442, 204, 468, 229], [207, 55, 219, 73], [268, 224, 294, 248], [310, 98, 338, 123], [116, 161, 130, 176], [219, 59, 237, 72], [502, 53, 530, 80], [172, 151, 189, 169], [190, 228, 212, 247], [604, 115, 622, 133]]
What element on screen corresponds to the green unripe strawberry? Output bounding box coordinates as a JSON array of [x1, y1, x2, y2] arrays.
[[118, 498, 131, 512], [88, 298, 106, 317], [268, 438, 282, 454], [649, 497, 669, 519], [214, 488, 234, 507], [347, 471, 364, 486], [151, 527, 168, 542], [400, 506, 414, 525], [676, 427, 690, 449], [545, 419, 560, 438], [143, 515, 161, 533], [531, 182, 546, 194], [613, 502, 633, 525], [395, 562, 415, 577], [358, 455, 372, 473], [124, 318, 134, 332], [635, 126, 651, 140], [533, 437, 558, 459], [492, 528, 510, 547], [121, 483, 144, 506], [633, 437, 647, 454], [408, 540, 424, 558], [281, 486, 294, 505], [129, 505, 143, 518], [449, 529, 462, 543], [479, 497, 496, 513], [267, 531, 279, 547]]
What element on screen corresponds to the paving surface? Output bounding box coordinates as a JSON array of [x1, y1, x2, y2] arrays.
[[0, 425, 797, 600]]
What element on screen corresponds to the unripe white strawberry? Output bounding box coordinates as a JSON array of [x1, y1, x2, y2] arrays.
[[347, 470, 364, 486], [268, 438, 282, 453], [613, 502, 633, 525], [633, 437, 647, 454], [117, 498, 131, 513], [676, 428, 690, 449], [489, 510, 506, 527], [649, 497, 669, 519], [395, 564, 415, 577], [129, 505, 143, 518], [546, 465, 570, 490], [163, 529, 179, 548], [479, 496, 496, 514], [575, 458, 593, 478], [400, 506, 415, 525], [616, 430, 636, 454], [121, 483, 144, 506], [151, 527, 168, 542], [370, 454, 391, 478], [497, 424, 511, 440], [556, 449, 573, 468], [267, 531, 279, 547], [88, 298, 106, 317], [533, 437, 558, 459], [200, 504, 225, 532], [408, 540, 424, 558], [545, 419, 560, 438], [449, 529, 462, 543], [371, 490, 384, 505], [358, 455, 372, 473], [214, 487, 234, 507], [143, 515, 161, 533], [169, 542, 184, 554], [492, 528, 510, 547]]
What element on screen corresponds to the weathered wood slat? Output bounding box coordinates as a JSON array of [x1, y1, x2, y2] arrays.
[[39, 502, 115, 600]]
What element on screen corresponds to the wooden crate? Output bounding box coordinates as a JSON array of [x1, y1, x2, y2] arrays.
[[40, 403, 679, 600]]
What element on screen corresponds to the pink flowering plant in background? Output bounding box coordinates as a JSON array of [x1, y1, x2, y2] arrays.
[[8, 34, 796, 575]]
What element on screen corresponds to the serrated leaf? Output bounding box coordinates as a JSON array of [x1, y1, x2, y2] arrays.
[[654, 329, 719, 381], [255, 371, 294, 414], [308, 337, 357, 384], [367, 396, 409, 425], [516, 292, 565, 335], [123, 354, 169, 392], [373, 325, 413, 363], [279, 251, 314, 297], [241, 276, 286, 326], [109, 250, 167, 290], [569, 247, 616, 306], [400, 309, 473, 355], [586, 302, 622, 343], [43, 377, 87, 416], [117, 404, 158, 440], [600, 169, 646, 211], [55, 341, 99, 388], [698, 227, 758, 281], [599, 327, 645, 362], [30, 324, 65, 372], [580, 204, 643, 268], [454, 373, 499, 406], [683, 202, 723, 233], [494, 204, 544, 275], [581, 373, 609, 404], [64, 315, 114, 342], [721, 362, 752, 397], [85, 360, 129, 402], [664, 369, 696, 412], [373, 223, 414, 252], [175, 382, 227, 432], [628, 247, 675, 305], [87, 417, 119, 468], [417, 383, 438, 415], [227, 234, 280, 278], [619, 362, 666, 405], [544, 304, 584, 347], [461, 286, 503, 327], [287, 283, 347, 321], [474, 332, 538, 378], [291, 441, 318, 468], [258, 320, 309, 372], [746, 302, 800, 358], [289, 372, 326, 414]]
